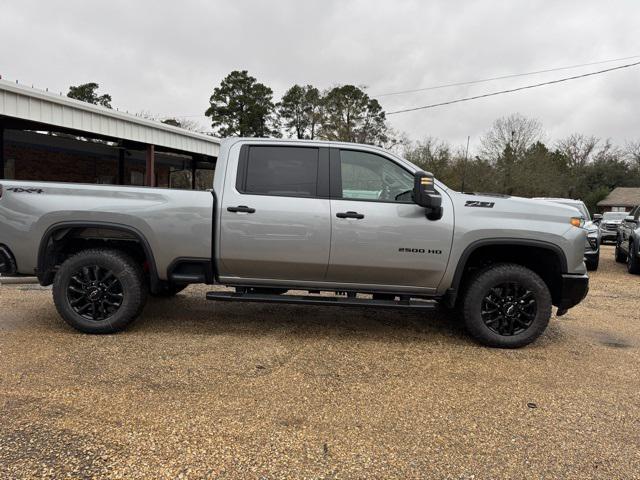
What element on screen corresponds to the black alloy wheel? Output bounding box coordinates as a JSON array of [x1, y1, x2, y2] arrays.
[[67, 265, 124, 321], [480, 282, 537, 336]]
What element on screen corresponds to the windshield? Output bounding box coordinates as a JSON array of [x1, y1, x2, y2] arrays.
[[602, 212, 628, 221]]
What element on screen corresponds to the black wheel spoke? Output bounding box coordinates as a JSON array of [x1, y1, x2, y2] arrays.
[[67, 265, 123, 322], [76, 303, 91, 314], [68, 285, 85, 295], [481, 281, 537, 336], [484, 297, 500, 309]]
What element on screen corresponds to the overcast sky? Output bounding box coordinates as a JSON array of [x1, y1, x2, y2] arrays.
[[1, 0, 639, 152]]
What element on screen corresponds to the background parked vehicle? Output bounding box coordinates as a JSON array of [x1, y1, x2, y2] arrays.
[[599, 211, 629, 244], [532, 198, 600, 271], [614, 205, 640, 273]]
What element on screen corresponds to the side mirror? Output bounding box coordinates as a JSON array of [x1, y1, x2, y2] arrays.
[[593, 213, 602, 223], [413, 171, 443, 220]]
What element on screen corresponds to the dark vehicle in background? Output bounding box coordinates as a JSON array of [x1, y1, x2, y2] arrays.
[[533, 198, 600, 271], [599, 211, 628, 244], [615, 205, 640, 273]]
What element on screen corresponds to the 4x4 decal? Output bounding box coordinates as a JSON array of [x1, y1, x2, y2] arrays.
[[6, 187, 44, 194]]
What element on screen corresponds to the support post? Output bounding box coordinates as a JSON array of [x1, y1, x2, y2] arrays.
[[145, 145, 155, 187], [191, 156, 197, 190], [118, 148, 125, 185]]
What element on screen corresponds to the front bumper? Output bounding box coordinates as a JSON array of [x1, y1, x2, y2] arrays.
[[599, 230, 618, 241], [556, 273, 589, 316]]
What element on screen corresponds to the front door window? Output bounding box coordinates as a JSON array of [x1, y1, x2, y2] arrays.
[[339, 150, 414, 203]]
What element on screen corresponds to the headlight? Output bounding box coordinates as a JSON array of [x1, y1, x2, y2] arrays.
[[570, 217, 585, 228]]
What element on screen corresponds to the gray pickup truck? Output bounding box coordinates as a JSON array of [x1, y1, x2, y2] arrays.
[[0, 138, 589, 347]]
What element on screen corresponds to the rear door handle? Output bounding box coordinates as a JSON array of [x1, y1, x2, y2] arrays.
[[336, 211, 365, 219], [227, 205, 256, 213]]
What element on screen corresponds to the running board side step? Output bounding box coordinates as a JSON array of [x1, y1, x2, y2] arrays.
[[206, 291, 438, 310]]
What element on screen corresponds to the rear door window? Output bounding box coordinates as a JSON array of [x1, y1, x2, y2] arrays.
[[239, 146, 319, 197]]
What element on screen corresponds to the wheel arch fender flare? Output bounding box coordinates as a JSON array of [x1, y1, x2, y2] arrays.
[[37, 221, 159, 287], [445, 238, 568, 307]]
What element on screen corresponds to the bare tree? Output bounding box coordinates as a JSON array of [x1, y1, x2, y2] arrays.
[[480, 113, 543, 161], [404, 137, 451, 175], [626, 140, 640, 169], [556, 133, 599, 170], [161, 117, 203, 132]]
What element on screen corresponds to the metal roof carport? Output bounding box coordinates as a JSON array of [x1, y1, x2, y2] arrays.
[[0, 79, 219, 187]]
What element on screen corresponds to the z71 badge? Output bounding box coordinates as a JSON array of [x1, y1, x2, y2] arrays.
[[465, 200, 494, 208]]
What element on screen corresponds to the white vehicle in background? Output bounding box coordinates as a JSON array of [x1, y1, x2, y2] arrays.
[[532, 198, 600, 271], [598, 211, 629, 244]]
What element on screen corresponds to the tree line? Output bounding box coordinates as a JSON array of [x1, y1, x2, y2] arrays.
[[404, 114, 640, 212], [204, 70, 390, 146], [67, 78, 640, 211]]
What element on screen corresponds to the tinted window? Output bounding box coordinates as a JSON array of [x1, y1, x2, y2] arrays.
[[340, 150, 413, 202], [243, 146, 318, 196]]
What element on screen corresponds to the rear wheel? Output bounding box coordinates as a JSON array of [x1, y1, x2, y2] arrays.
[[462, 264, 552, 348], [53, 249, 146, 333], [627, 241, 640, 274]]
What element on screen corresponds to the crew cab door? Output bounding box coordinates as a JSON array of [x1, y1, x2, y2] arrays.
[[218, 144, 331, 281], [325, 148, 454, 290]]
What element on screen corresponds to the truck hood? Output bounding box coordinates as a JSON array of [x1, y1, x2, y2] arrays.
[[453, 192, 581, 223]]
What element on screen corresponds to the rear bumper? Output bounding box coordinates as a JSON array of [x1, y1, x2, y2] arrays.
[[556, 273, 589, 316]]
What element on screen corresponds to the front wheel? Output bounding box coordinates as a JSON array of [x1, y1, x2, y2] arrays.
[[52, 249, 147, 334], [628, 241, 640, 274], [462, 264, 552, 348], [585, 256, 599, 271], [615, 240, 627, 263]]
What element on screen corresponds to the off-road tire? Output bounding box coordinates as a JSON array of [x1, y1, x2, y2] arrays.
[[585, 256, 599, 271], [627, 241, 640, 274], [53, 249, 146, 334], [462, 263, 552, 348], [615, 240, 627, 263]]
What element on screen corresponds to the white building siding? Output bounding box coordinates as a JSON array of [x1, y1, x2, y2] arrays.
[[0, 80, 219, 157]]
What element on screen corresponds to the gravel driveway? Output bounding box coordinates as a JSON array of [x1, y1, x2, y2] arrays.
[[1, 246, 639, 479]]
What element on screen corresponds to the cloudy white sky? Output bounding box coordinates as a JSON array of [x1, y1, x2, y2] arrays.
[[1, 0, 639, 152]]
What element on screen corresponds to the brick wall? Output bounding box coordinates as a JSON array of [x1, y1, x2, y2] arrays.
[[3, 130, 184, 187]]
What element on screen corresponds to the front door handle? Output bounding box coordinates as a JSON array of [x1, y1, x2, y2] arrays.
[[336, 211, 365, 219], [227, 205, 256, 213]]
